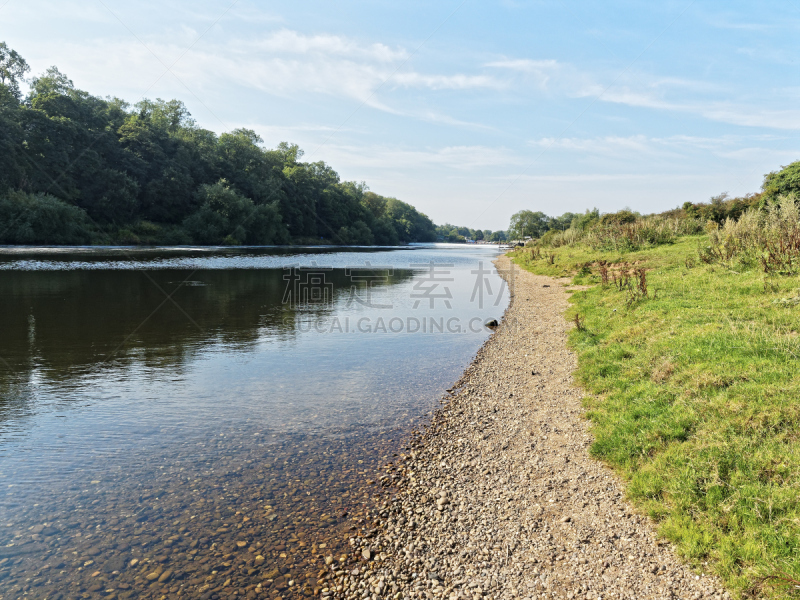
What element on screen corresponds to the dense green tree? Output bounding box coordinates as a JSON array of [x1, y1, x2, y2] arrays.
[[548, 212, 578, 231], [0, 42, 30, 99], [435, 223, 491, 242], [570, 209, 600, 230], [0, 85, 24, 191], [762, 161, 800, 204], [183, 180, 289, 245], [0, 43, 458, 246], [508, 210, 549, 240]]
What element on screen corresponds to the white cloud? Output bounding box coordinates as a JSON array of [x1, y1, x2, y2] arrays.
[[484, 58, 566, 89], [248, 29, 407, 62], [528, 133, 799, 162], [39, 29, 501, 122], [391, 72, 502, 91], [699, 105, 800, 129], [321, 144, 521, 172], [530, 135, 657, 155], [486, 54, 800, 130]]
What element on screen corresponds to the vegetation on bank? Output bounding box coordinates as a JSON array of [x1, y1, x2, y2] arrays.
[[435, 223, 507, 243], [509, 179, 800, 598], [0, 43, 438, 246]]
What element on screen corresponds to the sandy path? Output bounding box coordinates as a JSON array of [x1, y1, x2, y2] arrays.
[[335, 256, 728, 600]]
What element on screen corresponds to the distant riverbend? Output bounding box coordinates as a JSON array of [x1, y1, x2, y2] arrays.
[[0, 243, 507, 599]]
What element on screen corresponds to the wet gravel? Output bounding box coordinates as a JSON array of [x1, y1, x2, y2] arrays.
[[0, 429, 411, 600]]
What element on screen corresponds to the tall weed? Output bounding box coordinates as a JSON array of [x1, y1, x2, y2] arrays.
[[707, 195, 800, 273]]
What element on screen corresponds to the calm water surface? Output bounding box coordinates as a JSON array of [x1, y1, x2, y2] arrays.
[[0, 244, 508, 599]]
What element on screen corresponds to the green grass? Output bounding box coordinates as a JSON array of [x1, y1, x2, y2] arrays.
[[511, 236, 800, 599]]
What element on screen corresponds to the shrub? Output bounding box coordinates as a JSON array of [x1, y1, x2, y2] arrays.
[[0, 190, 96, 244], [584, 217, 684, 251], [599, 209, 637, 226]]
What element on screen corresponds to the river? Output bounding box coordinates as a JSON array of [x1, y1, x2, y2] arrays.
[[0, 243, 509, 600]]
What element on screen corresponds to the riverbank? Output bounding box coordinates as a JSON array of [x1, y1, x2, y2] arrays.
[[336, 255, 727, 600]]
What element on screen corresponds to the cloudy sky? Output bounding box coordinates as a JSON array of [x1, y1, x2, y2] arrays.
[[3, 0, 800, 229]]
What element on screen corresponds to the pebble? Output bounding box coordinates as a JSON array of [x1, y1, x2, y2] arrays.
[[324, 256, 729, 600]]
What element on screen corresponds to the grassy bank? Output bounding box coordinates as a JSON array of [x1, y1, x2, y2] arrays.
[[511, 235, 800, 598]]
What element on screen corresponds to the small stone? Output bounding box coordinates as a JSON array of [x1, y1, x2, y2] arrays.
[[236, 540, 248, 548], [325, 555, 334, 565], [362, 549, 371, 560], [129, 559, 139, 568], [255, 555, 265, 563], [158, 569, 172, 583]]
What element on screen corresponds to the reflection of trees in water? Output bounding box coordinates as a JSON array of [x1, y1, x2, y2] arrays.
[[0, 268, 413, 402]]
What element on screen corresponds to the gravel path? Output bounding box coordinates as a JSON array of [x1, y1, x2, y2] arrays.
[[332, 256, 729, 600]]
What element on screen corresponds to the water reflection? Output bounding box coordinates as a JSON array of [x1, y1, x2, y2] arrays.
[[0, 245, 507, 599]]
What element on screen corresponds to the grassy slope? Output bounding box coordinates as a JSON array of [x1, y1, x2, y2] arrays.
[[511, 236, 800, 598]]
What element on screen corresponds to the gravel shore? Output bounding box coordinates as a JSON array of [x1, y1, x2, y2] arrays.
[[332, 256, 728, 600]]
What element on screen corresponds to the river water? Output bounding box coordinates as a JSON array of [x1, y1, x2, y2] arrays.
[[0, 244, 509, 600]]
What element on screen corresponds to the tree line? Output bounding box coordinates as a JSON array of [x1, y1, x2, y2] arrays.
[[0, 43, 438, 246], [507, 160, 800, 243], [434, 223, 507, 243]]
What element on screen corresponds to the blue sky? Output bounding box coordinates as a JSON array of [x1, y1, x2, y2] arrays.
[[3, 0, 800, 230]]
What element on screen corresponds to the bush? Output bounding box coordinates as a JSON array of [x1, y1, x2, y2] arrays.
[[183, 180, 289, 245], [599, 209, 637, 226], [0, 190, 96, 244], [336, 220, 374, 245]]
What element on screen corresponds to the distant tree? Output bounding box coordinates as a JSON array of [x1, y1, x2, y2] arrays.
[[762, 161, 800, 204], [570, 209, 600, 230], [549, 212, 578, 231], [508, 210, 549, 240], [0, 42, 30, 99], [28, 66, 74, 97]]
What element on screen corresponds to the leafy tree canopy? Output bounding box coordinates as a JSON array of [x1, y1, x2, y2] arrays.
[[0, 43, 443, 246], [0, 41, 30, 99], [762, 161, 800, 204]]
